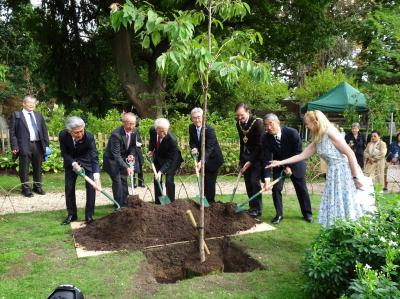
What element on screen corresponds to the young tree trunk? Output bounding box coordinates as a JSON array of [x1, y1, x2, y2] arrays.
[[113, 27, 165, 118], [199, 0, 213, 264]]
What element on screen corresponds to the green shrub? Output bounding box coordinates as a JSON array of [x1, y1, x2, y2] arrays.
[[0, 150, 18, 170], [302, 196, 400, 298]]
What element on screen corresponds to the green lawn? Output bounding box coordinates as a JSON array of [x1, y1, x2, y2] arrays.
[[0, 193, 324, 299]]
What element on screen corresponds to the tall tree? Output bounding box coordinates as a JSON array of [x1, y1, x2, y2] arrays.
[[26, 0, 126, 114], [356, 2, 400, 85], [109, 0, 199, 117]]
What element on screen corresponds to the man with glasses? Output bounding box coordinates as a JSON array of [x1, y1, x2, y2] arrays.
[[103, 113, 137, 207], [10, 96, 49, 197], [188, 107, 224, 202], [59, 116, 100, 224]]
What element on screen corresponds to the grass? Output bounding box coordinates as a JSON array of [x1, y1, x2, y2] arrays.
[[0, 192, 326, 299], [0, 172, 241, 194]]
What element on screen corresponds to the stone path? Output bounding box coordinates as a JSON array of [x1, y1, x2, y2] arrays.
[[3, 179, 399, 215], [0, 180, 328, 215]]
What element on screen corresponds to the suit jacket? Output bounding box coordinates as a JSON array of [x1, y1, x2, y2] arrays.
[[345, 132, 365, 157], [103, 126, 137, 170], [236, 115, 264, 164], [133, 130, 144, 165], [10, 110, 49, 155], [148, 127, 183, 174], [189, 123, 224, 172], [262, 127, 306, 179], [59, 129, 100, 173]]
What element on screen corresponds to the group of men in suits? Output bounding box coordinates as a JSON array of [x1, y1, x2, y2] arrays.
[[10, 96, 312, 225], [235, 103, 313, 224]]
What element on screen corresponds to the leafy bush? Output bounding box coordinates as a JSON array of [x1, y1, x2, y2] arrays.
[[302, 195, 400, 298], [344, 261, 400, 299], [0, 150, 18, 170]]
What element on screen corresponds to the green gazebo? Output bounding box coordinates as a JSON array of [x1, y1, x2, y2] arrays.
[[301, 82, 368, 113]]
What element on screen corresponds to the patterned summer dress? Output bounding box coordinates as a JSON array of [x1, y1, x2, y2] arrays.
[[316, 133, 364, 227]]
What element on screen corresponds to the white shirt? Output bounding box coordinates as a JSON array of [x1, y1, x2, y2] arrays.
[[22, 109, 39, 141]]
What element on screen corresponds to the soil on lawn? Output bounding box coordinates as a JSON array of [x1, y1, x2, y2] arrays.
[[73, 197, 258, 251], [143, 238, 266, 283]]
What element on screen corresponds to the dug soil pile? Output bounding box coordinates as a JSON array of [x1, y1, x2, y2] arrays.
[[73, 197, 258, 251]]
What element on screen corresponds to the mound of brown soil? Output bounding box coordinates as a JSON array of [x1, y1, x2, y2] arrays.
[[73, 197, 258, 251]]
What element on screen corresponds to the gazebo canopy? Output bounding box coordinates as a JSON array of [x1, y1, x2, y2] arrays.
[[301, 82, 368, 113]]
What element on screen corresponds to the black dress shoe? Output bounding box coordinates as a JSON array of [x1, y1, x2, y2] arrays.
[[85, 217, 94, 224], [248, 209, 262, 218], [22, 190, 34, 197], [271, 215, 283, 224], [33, 188, 46, 195], [304, 215, 313, 223], [62, 215, 77, 225]]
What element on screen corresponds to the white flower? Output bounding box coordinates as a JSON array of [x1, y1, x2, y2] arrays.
[[365, 264, 371, 269], [389, 240, 398, 247], [109, 3, 120, 13], [379, 236, 387, 243]]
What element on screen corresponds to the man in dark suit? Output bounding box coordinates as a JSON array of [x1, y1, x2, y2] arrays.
[[59, 116, 100, 225], [345, 122, 365, 169], [235, 103, 264, 217], [189, 107, 224, 202], [103, 112, 137, 207], [262, 113, 313, 224], [10, 96, 49, 197], [147, 118, 183, 204]]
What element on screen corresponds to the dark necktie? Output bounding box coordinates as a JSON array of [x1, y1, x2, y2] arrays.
[[156, 135, 160, 149], [197, 127, 201, 142], [275, 135, 281, 147], [28, 112, 40, 140]]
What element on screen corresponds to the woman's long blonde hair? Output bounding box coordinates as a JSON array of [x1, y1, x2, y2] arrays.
[[304, 110, 332, 144]]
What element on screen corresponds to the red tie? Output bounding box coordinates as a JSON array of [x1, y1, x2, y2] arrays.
[[156, 135, 160, 149]]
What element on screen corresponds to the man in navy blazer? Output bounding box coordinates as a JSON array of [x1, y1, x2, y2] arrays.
[[262, 113, 313, 224], [189, 107, 224, 202], [103, 113, 137, 207], [59, 116, 100, 225], [10, 96, 49, 197], [148, 118, 183, 203]]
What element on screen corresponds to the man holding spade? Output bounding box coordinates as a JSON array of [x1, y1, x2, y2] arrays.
[[147, 118, 183, 204], [59, 116, 100, 225], [262, 113, 313, 224], [235, 103, 265, 217], [188, 107, 224, 203], [103, 112, 137, 208]]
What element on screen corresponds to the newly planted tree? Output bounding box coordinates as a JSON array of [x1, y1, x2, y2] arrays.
[[111, 0, 270, 262]]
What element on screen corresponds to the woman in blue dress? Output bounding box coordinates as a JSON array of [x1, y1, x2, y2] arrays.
[[267, 110, 366, 227]]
